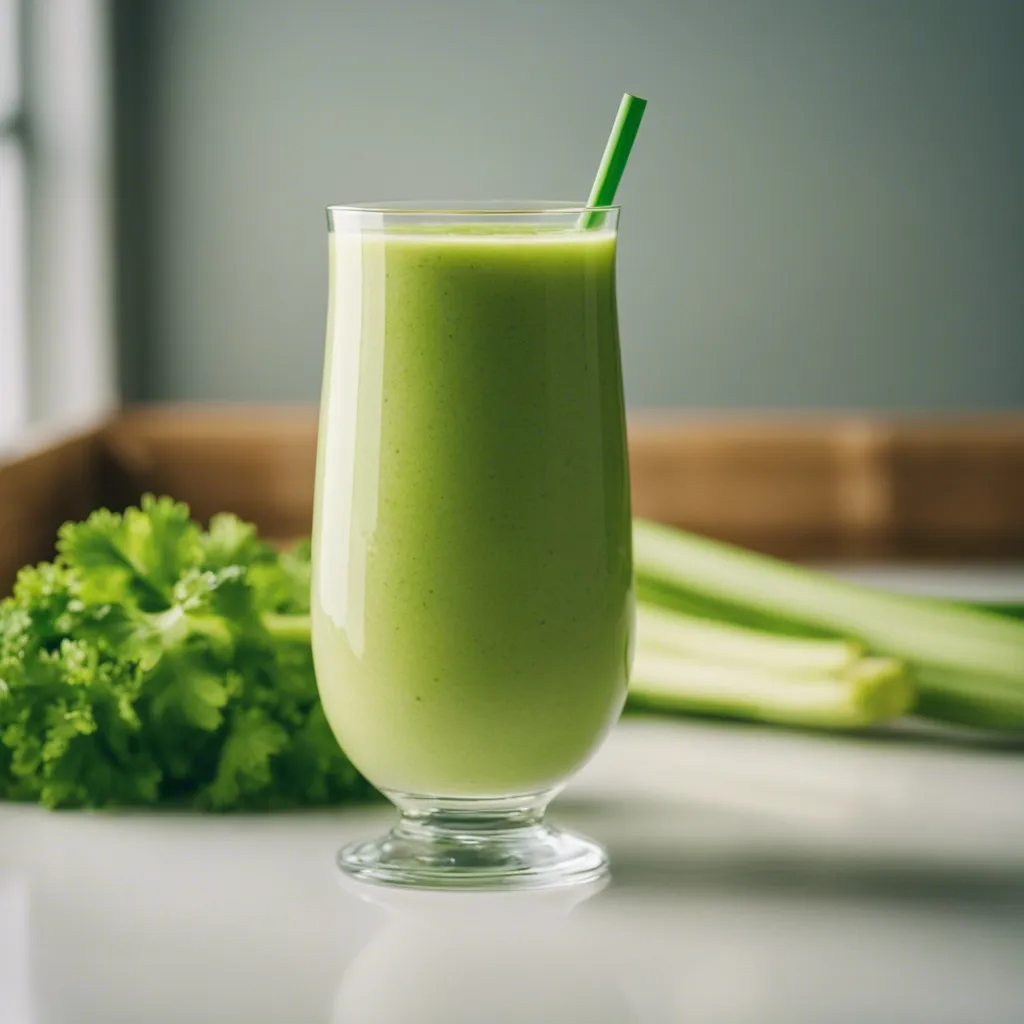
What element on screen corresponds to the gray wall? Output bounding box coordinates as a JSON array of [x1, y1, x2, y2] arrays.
[[134, 0, 1024, 409]]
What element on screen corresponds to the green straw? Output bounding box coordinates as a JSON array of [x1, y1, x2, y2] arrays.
[[578, 92, 648, 229]]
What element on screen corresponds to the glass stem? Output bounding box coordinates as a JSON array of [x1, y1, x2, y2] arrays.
[[384, 790, 556, 839]]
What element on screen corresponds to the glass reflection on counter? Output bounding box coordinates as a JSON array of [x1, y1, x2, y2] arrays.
[[333, 878, 635, 1023]]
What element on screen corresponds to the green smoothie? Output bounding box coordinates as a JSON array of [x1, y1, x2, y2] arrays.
[[311, 221, 632, 797]]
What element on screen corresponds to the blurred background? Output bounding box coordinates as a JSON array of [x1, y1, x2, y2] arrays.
[[1, 0, 1023, 445], [2, 11, 1024, 1023]]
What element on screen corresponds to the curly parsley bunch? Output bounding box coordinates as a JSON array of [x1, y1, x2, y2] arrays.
[[0, 496, 373, 810]]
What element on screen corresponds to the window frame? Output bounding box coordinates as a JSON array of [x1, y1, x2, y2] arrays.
[[0, 0, 116, 455], [0, 0, 28, 445]]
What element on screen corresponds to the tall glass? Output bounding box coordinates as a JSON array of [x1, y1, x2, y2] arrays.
[[312, 201, 633, 889]]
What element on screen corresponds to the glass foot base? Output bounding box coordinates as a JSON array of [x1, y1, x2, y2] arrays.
[[337, 790, 609, 891]]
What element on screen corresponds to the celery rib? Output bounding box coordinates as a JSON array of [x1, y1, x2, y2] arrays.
[[261, 613, 312, 642], [638, 601, 862, 674], [629, 650, 914, 730]]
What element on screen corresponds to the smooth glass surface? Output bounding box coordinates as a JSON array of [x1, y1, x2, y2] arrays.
[[311, 202, 633, 888]]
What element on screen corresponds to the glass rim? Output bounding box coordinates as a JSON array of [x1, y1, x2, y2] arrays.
[[326, 199, 620, 216]]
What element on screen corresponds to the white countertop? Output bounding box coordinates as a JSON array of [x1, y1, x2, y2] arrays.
[[2, 567, 1023, 1023]]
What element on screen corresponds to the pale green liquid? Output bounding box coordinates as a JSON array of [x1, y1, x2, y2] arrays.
[[312, 225, 632, 796]]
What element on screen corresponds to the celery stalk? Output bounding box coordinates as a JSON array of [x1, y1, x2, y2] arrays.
[[633, 519, 1024, 730], [968, 601, 1024, 623], [638, 601, 862, 674], [261, 612, 312, 642], [913, 666, 1024, 729], [629, 650, 914, 729]]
